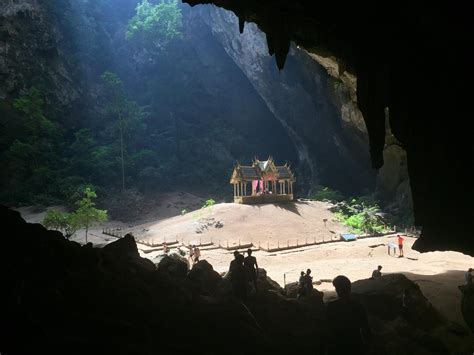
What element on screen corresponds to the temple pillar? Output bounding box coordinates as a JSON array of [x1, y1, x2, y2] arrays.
[[234, 184, 236, 197]]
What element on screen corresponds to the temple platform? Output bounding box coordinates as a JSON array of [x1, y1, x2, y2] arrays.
[[234, 194, 293, 204]]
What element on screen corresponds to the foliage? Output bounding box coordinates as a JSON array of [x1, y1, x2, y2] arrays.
[[201, 199, 216, 209], [74, 187, 108, 243], [126, 0, 182, 49], [42, 186, 107, 242], [310, 185, 344, 202], [332, 199, 389, 234], [0, 87, 64, 205], [100, 71, 147, 191], [43, 210, 78, 239]]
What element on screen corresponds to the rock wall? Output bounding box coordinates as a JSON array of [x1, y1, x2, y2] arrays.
[[183, 0, 473, 254], [0, 0, 79, 107], [201, 6, 376, 195]]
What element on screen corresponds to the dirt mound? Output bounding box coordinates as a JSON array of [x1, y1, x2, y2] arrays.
[[141, 200, 348, 247]]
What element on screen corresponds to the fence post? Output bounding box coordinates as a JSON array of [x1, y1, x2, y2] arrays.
[[287, 240, 289, 248], [297, 239, 299, 247]]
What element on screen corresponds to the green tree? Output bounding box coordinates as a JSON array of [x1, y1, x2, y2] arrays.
[[74, 187, 108, 243], [126, 0, 182, 50], [100, 71, 129, 191], [1, 87, 63, 204], [43, 210, 78, 239]]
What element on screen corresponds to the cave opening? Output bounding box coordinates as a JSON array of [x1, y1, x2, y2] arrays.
[[1, 1, 474, 354]]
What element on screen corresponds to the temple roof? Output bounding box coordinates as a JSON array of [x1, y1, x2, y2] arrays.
[[230, 157, 295, 183], [240, 166, 260, 180], [276, 166, 293, 179]]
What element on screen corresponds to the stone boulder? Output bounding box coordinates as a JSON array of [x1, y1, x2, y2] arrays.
[[256, 268, 284, 294], [155, 253, 189, 277], [352, 274, 474, 354], [102, 233, 139, 258], [460, 285, 474, 332], [284, 281, 299, 298], [188, 259, 222, 295]]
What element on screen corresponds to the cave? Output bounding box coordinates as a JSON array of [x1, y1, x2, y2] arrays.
[[1, 1, 473, 354], [180, 1, 473, 255]]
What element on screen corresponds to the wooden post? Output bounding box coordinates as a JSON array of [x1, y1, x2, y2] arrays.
[[284, 273, 286, 287], [267, 242, 269, 250], [297, 239, 299, 247], [287, 240, 289, 248], [277, 241, 280, 249]]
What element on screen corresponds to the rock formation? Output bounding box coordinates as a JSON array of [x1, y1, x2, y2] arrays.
[[184, 0, 473, 254], [1, 207, 472, 354]]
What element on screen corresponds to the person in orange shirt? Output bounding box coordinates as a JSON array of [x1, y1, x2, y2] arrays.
[[397, 234, 405, 257]]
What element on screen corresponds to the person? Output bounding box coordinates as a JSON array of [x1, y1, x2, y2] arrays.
[[371, 265, 382, 279], [465, 268, 473, 286], [188, 245, 195, 266], [193, 246, 201, 264], [397, 234, 405, 257], [387, 242, 397, 256], [228, 251, 248, 301], [244, 248, 258, 292], [297, 271, 306, 298], [303, 268, 314, 295], [162, 242, 170, 254], [325, 275, 371, 355]]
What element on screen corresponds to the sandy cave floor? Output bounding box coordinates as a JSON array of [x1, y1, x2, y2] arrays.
[[16, 199, 474, 328]]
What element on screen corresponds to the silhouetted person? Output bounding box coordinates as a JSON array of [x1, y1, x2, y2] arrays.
[[229, 251, 248, 301], [326, 275, 371, 355], [371, 265, 382, 279], [465, 268, 473, 286], [303, 268, 313, 295], [298, 271, 306, 298], [193, 246, 201, 264], [244, 248, 258, 292]]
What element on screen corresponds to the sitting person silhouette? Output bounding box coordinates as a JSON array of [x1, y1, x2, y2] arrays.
[[325, 275, 371, 355]]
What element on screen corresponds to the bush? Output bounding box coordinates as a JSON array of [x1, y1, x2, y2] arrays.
[[310, 185, 344, 202], [333, 200, 389, 234]]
